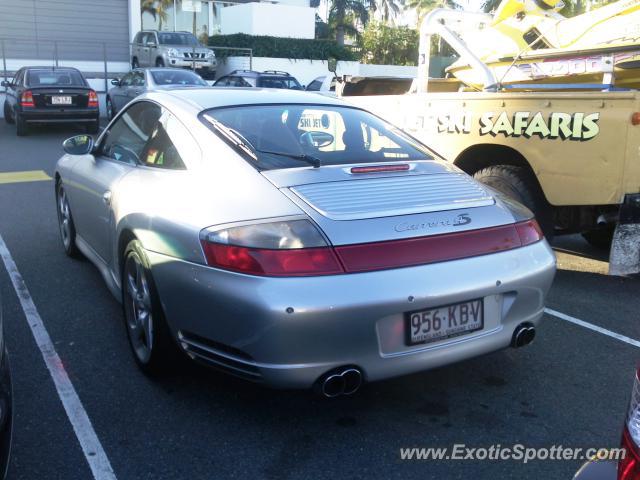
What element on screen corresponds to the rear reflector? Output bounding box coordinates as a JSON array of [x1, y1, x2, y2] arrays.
[[88, 90, 99, 108], [351, 164, 410, 174], [336, 223, 530, 273], [21, 90, 34, 108], [620, 368, 640, 479]]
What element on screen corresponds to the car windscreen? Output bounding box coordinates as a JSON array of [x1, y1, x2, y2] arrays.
[[158, 32, 199, 46], [201, 104, 432, 171], [151, 70, 207, 86], [257, 77, 302, 90], [26, 70, 86, 87]]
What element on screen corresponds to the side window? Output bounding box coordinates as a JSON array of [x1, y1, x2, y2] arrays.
[[132, 71, 145, 87], [214, 76, 230, 86], [307, 79, 321, 91], [100, 102, 162, 165], [147, 33, 157, 45], [120, 73, 134, 87], [134, 32, 142, 44], [140, 113, 192, 170]]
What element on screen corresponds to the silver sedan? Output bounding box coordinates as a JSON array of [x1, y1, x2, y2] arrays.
[[54, 88, 556, 396]]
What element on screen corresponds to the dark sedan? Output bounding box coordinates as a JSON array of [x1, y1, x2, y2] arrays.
[[106, 68, 207, 120], [2, 67, 99, 136]]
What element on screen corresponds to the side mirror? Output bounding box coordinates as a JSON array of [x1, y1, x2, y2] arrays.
[[146, 41, 157, 48], [0, 80, 10, 88], [111, 78, 120, 86], [63, 135, 94, 156], [327, 57, 338, 74]]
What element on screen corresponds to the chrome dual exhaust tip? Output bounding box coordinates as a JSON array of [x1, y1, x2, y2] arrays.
[[316, 367, 363, 398]]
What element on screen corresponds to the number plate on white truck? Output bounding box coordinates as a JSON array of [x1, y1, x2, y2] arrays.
[[406, 299, 483, 345]]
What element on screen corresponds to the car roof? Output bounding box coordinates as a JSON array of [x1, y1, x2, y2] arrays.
[[22, 66, 82, 72], [148, 87, 348, 111]]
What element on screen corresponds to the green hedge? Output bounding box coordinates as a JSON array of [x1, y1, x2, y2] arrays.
[[208, 33, 357, 61]]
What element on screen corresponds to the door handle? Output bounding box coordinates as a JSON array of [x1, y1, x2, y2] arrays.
[[102, 191, 112, 205]]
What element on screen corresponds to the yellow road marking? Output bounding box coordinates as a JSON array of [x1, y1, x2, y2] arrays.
[[0, 170, 52, 185]]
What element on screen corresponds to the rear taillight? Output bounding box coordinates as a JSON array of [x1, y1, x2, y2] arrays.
[[88, 90, 99, 108], [515, 219, 544, 246], [619, 369, 640, 479], [20, 90, 34, 108], [200, 219, 344, 276], [200, 218, 545, 277]]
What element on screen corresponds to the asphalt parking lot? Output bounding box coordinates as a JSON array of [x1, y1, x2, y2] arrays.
[[0, 121, 638, 480]]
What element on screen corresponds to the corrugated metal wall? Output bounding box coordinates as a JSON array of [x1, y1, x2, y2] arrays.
[[0, 0, 131, 62]]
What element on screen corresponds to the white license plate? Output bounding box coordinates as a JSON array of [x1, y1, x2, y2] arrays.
[[51, 96, 72, 105], [406, 299, 483, 345]]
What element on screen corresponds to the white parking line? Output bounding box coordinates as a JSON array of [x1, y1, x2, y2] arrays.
[[545, 307, 640, 348], [0, 234, 117, 480]]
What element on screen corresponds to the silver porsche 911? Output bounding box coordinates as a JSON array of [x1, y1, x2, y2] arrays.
[[55, 88, 556, 396]]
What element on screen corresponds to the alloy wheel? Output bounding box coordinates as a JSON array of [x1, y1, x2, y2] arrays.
[[124, 253, 154, 364], [57, 187, 72, 250]]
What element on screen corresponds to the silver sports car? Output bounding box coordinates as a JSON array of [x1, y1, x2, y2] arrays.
[[55, 88, 556, 396]]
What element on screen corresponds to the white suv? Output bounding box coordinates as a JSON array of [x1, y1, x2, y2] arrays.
[[131, 31, 217, 79]]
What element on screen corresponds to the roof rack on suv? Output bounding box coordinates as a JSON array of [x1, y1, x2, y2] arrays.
[[230, 69, 259, 75], [262, 70, 291, 76]]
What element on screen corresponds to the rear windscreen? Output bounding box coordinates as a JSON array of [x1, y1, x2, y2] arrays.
[[151, 70, 207, 86], [27, 70, 86, 87], [257, 77, 302, 90]]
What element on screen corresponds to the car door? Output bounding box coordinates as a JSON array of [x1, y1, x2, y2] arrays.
[[68, 101, 163, 262], [127, 71, 145, 102], [144, 32, 158, 66], [5, 69, 24, 115], [112, 72, 134, 111]]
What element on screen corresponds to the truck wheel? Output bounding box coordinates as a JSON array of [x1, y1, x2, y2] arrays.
[[3, 102, 14, 125], [131, 57, 139, 69], [582, 227, 614, 249], [474, 165, 553, 239], [155, 58, 165, 67]]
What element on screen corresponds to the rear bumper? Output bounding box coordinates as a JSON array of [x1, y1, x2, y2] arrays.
[[166, 58, 216, 70], [19, 108, 99, 123], [148, 240, 556, 389]]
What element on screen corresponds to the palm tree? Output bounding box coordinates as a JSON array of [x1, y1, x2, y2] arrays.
[[330, 0, 370, 45], [370, 0, 404, 24], [407, 0, 458, 24], [141, 0, 174, 29]]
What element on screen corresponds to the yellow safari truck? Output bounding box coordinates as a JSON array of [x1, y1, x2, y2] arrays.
[[343, 7, 640, 276]]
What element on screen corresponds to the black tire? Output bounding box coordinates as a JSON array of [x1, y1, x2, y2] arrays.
[[15, 113, 27, 136], [55, 182, 81, 258], [106, 97, 115, 121], [582, 227, 615, 249], [122, 240, 177, 376], [131, 57, 139, 69], [86, 119, 100, 134], [473, 165, 553, 239], [155, 58, 165, 67], [3, 102, 14, 125]]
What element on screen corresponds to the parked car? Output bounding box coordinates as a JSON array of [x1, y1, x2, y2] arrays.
[[106, 68, 208, 120], [2, 67, 99, 136], [305, 75, 336, 93], [0, 299, 12, 479], [54, 88, 556, 396], [573, 367, 640, 480], [131, 31, 216, 79], [213, 70, 303, 89]]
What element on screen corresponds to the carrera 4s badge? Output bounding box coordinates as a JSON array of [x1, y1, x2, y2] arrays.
[[394, 213, 472, 233]]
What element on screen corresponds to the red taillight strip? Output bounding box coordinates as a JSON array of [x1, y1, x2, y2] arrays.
[[335, 220, 543, 273], [350, 164, 410, 174], [201, 242, 344, 277], [201, 220, 543, 276]]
